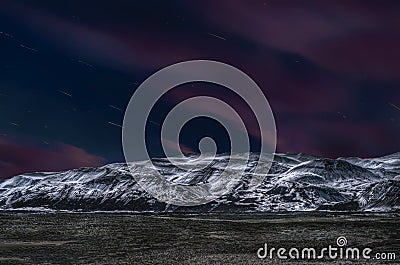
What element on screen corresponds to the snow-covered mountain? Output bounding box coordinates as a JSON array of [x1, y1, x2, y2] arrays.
[[0, 153, 399, 212]]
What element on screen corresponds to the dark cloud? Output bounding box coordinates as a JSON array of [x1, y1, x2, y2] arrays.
[[191, 0, 400, 80], [0, 136, 105, 179]]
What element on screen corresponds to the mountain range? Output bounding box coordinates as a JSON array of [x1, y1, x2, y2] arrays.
[[0, 152, 399, 212]]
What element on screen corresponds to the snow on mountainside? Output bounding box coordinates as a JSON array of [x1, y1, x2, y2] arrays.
[[0, 153, 399, 212]]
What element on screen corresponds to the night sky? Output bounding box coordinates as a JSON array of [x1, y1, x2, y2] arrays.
[[1, 1, 400, 179]]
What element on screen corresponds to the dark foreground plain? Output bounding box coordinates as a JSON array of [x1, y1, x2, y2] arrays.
[[0, 212, 399, 264]]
